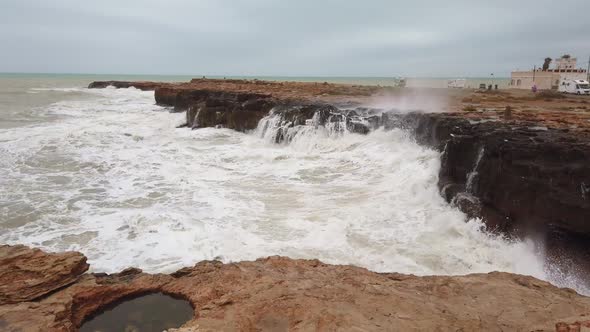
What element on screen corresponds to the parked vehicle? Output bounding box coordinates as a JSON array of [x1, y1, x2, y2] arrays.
[[558, 79, 590, 95], [447, 79, 466, 88]]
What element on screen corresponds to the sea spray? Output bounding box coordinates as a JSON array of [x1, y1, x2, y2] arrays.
[[1, 86, 587, 295], [466, 147, 485, 193]]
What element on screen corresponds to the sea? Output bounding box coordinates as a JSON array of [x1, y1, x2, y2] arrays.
[[0, 73, 585, 295]]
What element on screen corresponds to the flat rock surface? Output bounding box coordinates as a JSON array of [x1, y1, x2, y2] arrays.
[[0, 245, 88, 305], [0, 246, 589, 331]]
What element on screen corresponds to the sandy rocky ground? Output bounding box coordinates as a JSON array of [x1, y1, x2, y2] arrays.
[[1, 244, 590, 331]]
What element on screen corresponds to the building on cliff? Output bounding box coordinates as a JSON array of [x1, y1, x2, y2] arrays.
[[510, 55, 588, 90]]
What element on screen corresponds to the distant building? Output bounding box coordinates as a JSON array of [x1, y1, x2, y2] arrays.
[[554, 56, 578, 71], [510, 55, 588, 90]]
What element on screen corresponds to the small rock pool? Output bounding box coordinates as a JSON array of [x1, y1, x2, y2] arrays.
[[79, 292, 193, 332]]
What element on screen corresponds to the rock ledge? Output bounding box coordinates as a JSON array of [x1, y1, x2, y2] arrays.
[[0, 245, 589, 331]]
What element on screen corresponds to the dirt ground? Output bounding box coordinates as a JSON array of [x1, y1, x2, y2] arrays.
[[452, 88, 590, 130]]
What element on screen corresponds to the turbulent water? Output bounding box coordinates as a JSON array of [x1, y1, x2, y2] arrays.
[[0, 76, 585, 294]]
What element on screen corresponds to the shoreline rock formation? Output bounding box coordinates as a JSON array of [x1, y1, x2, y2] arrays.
[[1, 244, 589, 331], [393, 112, 590, 238], [0, 245, 88, 305], [88, 79, 590, 242]]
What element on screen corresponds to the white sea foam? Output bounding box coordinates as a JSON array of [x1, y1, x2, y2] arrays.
[[0, 87, 586, 294]]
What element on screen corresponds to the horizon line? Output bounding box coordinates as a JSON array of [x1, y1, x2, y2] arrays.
[[0, 72, 511, 79]]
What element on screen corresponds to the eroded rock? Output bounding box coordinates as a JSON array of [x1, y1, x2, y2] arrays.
[[0, 246, 589, 331], [392, 112, 590, 239], [0, 245, 88, 305]]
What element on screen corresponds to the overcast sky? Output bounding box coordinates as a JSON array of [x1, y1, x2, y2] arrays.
[[1, 0, 589, 77]]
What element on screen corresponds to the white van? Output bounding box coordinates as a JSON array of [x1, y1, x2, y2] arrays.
[[558, 79, 590, 95], [447, 79, 466, 89]]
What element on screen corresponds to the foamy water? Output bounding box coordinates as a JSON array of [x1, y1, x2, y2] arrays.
[[0, 85, 585, 294]]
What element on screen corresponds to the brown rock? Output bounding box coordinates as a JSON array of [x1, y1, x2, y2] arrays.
[[1, 246, 590, 331], [0, 245, 88, 305], [154, 86, 179, 106], [393, 112, 590, 239]]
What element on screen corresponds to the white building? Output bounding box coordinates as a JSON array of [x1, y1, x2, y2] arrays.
[[510, 55, 588, 90], [554, 56, 578, 70]]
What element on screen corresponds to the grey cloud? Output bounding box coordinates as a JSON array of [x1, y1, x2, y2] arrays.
[[0, 0, 588, 76]]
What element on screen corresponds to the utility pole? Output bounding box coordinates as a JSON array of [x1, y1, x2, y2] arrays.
[[587, 55, 589, 82], [533, 65, 536, 82]]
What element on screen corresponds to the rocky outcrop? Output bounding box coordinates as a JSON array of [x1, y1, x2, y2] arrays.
[[389, 112, 590, 240], [153, 86, 376, 134], [0, 245, 88, 305], [257, 105, 378, 143], [154, 86, 180, 106], [0, 245, 589, 332], [149, 78, 382, 109], [90, 79, 384, 134], [182, 91, 275, 131]]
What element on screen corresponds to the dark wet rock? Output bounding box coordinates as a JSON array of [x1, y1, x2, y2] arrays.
[[169, 89, 273, 114], [270, 103, 336, 127], [366, 115, 382, 130], [347, 119, 370, 134], [255, 103, 381, 143], [183, 91, 276, 132], [154, 86, 179, 106], [392, 112, 590, 239], [451, 193, 483, 221], [344, 109, 359, 117]]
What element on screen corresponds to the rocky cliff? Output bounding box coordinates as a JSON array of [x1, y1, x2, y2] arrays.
[[390, 112, 590, 238], [1, 245, 589, 332]]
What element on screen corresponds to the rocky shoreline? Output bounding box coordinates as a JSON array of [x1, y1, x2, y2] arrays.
[[1, 244, 590, 331], [89, 78, 590, 290], [2, 79, 589, 331], [89, 79, 590, 241]]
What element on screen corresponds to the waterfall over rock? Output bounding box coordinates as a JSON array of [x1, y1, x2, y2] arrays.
[[256, 106, 379, 144]]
